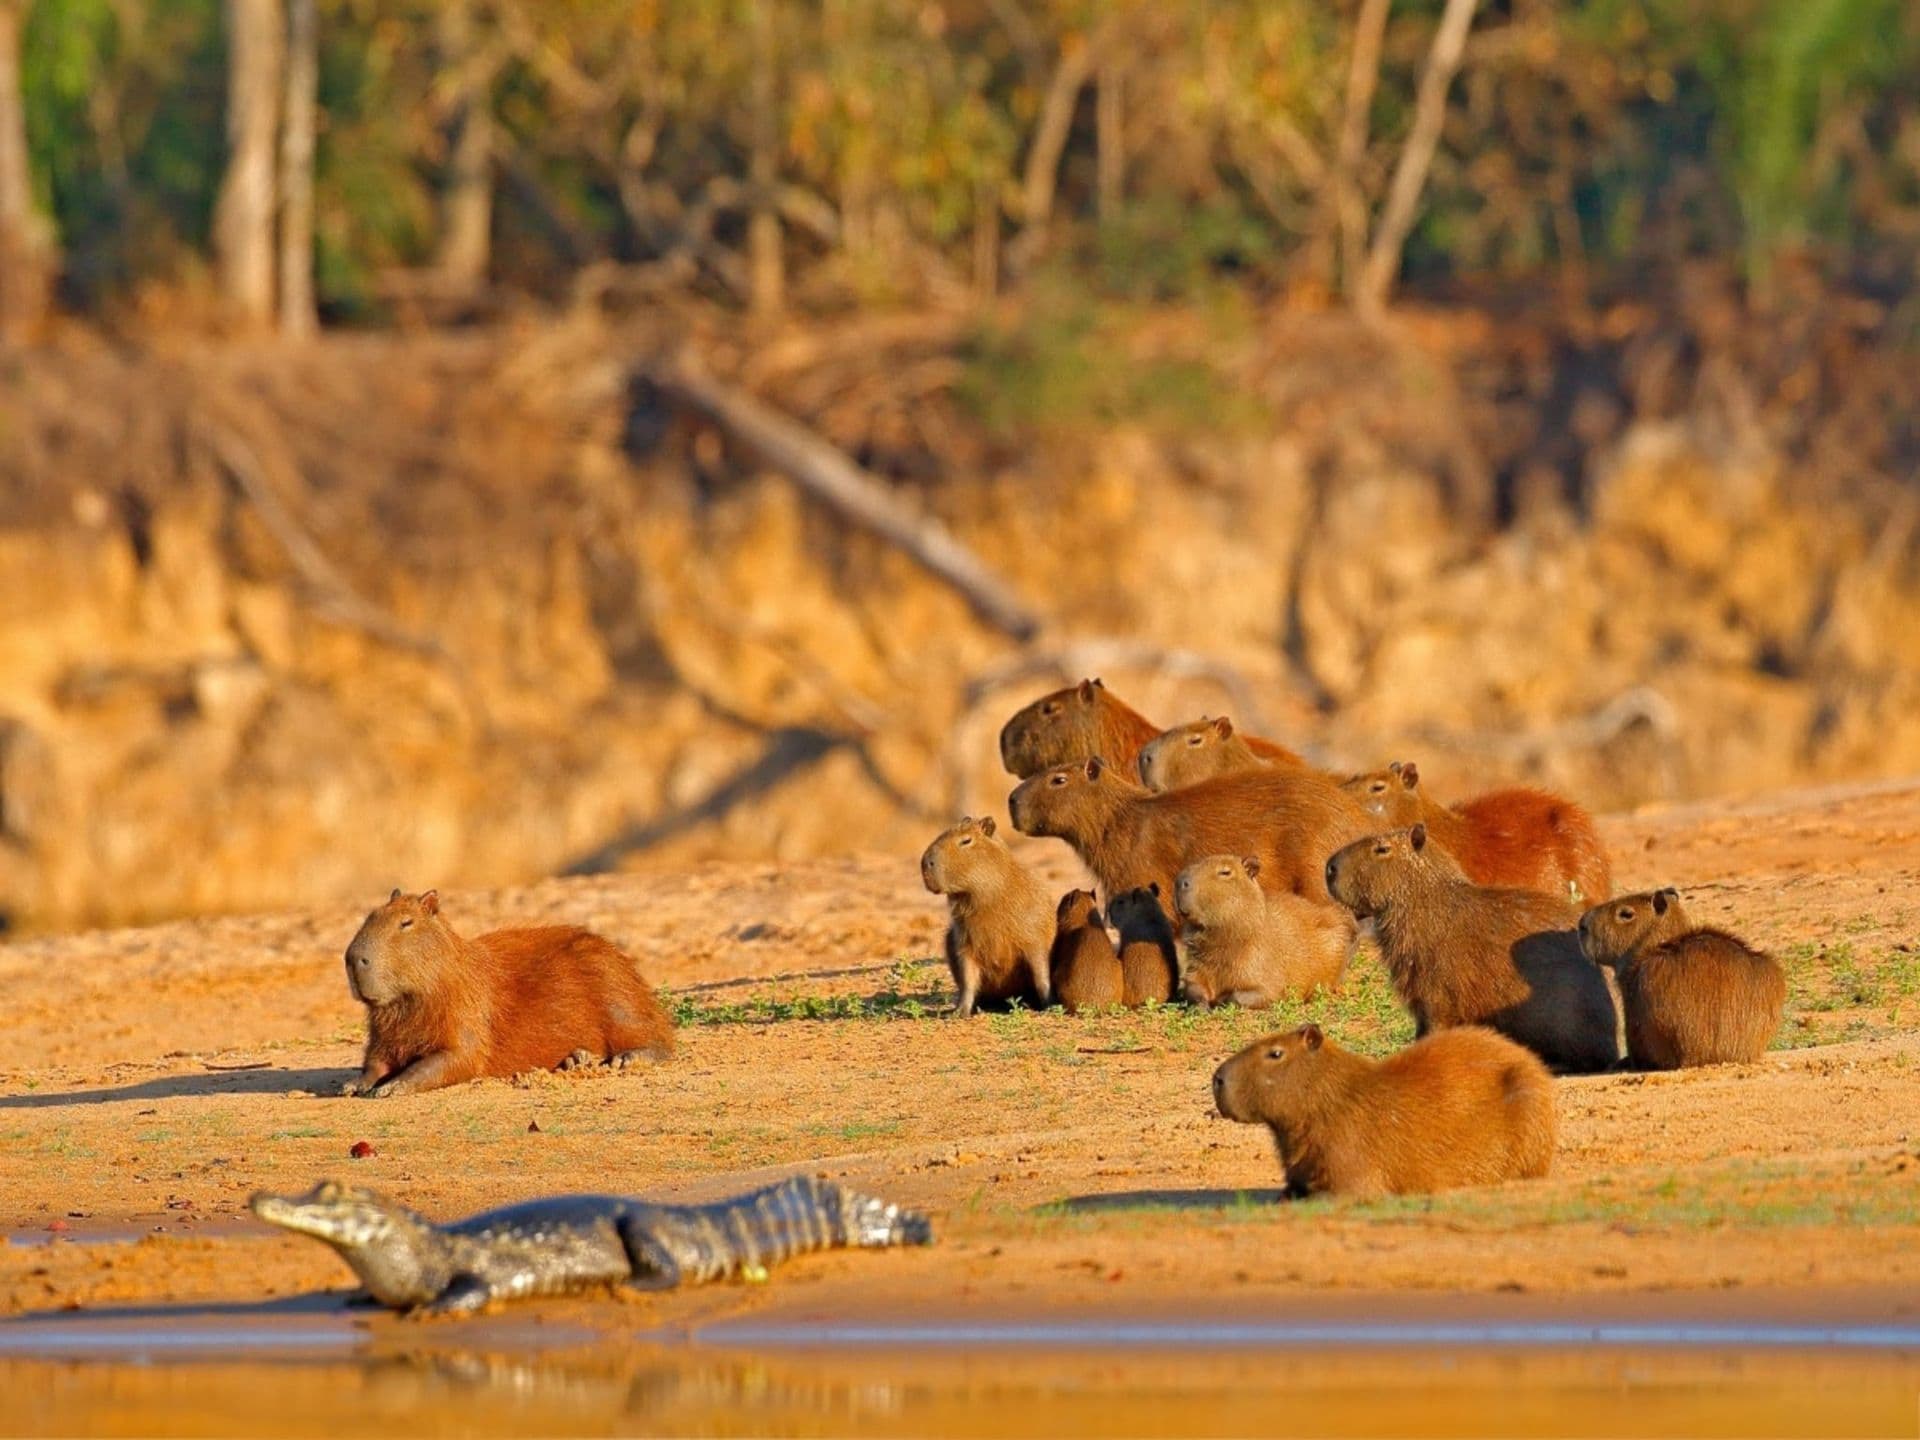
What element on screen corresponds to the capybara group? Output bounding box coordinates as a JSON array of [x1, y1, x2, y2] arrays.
[[999, 679, 1301, 779], [1008, 757, 1368, 905], [1343, 761, 1611, 905], [343, 890, 674, 1098], [1107, 884, 1180, 1005], [1050, 889, 1124, 1013], [921, 815, 1053, 1016], [1137, 715, 1279, 792], [1212, 1024, 1556, 1198], [1579, 888, 1786, 1068], [1175, 855, 1353, 1007], [1325, 826, 1619, 1072]]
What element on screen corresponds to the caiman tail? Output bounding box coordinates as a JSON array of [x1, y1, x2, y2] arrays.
[[659, 1174, 932, 1284]]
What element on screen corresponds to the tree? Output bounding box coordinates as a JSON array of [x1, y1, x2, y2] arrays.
[[215, 0, 284, 327], [0, 0, 53, 341], [277, 0, 316, 336], [747, 0, 783, 318], [433, 0, 494, 295]]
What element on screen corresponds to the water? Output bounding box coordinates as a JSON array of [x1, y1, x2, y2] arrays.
[[3, 1302, 1916, 1437]]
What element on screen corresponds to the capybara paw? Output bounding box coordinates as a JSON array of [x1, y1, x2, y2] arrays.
[[556, 1048, 598, 1072]]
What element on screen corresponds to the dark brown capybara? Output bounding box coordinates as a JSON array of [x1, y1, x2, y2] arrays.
[[1050, 888, 1124, 1014], [1324, 825, 1620, 1073], [1106, 884, 1180, 1006]]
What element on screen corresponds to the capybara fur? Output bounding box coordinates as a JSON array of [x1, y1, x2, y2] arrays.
[[1212, 1024, 1556, 1198], [1344, 761, 1611, 906], [1578, 888, 1786, 1068], [921, 815, 1052, 1016], [1050, 889, 1124, 1014], [1138, 715, 1285, 791], [1008, 756, 1369, 906], [1107, 884, 1180, 1005], [999, 678, 1301, 779], [1325, 826, 1620, 1073], [343, 890, 674, 1098], [1175, 855, 1354, 1007]]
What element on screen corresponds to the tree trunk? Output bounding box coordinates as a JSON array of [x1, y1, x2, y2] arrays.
[[1014, 33, 1097, 261], [0, 0, 54, 342], [1355, 0, 1480, 317], [1096, 60, 1123, 222], [747, 0, 783, 319], [277, 0, 316, 337], [216, 0, 284, 327], [434, 0, 493, 294], [1334, 0, 1391, 297]]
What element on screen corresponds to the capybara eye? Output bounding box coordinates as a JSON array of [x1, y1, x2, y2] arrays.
[[1616, 908, 1632, 922], [958, 836, 973, 846], [1188, 735, 1203, 746], [1374, 843, 1389, 855], [399, 919, 413, 930], [1049, 773, 1067, 786], [1041, 703, 1058, 717], [1267, 1048, 1284, 1060], [1370, 781, 1386, 793]]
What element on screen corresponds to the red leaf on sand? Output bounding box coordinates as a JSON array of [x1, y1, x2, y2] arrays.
[[349, 1140, 376, 1159]]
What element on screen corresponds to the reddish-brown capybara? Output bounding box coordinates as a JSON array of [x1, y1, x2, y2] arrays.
[[1106, 884, 1180, 1005], [921, 815, 1053, 1016], [1212, 1023, 1557, 1198], [1050, 889, 1124, 1014], [343, 890, 674, 1098], [1324, 826, 1620, 1073], [999, 679, 1301, 779], [1175, 855, 1354, 1007], [1343, 761, 1611, 906], [1138, 715, 1288, 792], [1008, 757, 1369, 906], [1578, 888, 1786, 1068]]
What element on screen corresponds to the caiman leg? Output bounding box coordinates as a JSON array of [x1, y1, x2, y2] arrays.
[[423, 1274, 495, 1316], [615, 1216, 685, 1291]]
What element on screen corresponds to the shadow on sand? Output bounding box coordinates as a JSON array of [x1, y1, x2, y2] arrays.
[[1046, 1187, 1288, 1214], [0, 1067, 346, 1109]]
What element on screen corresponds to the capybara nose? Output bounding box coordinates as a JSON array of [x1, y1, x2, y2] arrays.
[[1211, 1066, 1227, 1105], [1324, 857, 1340, 895], [1576, 912, 1589, 937]]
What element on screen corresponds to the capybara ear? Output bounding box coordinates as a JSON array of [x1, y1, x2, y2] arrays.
[[389, 887, 402, 903], [1652, 889, 1669, 915], [1078, 678, 1099, 702], [419, 890, 440, 916], [980, 815, 997, 837], [1241, 855, 1261, 877], [1401, 762, 1420, 789], [1084, 755, 1104, 780], [1149, 880, 1162, 897], [1212, 715, 1234, 738], [1410, 823, 1427, 851], [1300, 1022, 1324, 1050]]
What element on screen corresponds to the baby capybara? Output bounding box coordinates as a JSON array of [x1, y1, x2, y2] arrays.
[[1325, 826, 1620, 1073], [1138, 715, 1285, 792], [1578, 888, 1786, 1068], [999, 679, 1301, 779], [1175, 855, 1354, 1007], [1343, 761, 1610, 905], [922, 815, 1053, 1016], [1050, 889, 1123, 1014], [1212, 1023, 1556, 1198], [1107, 884, 1180, 1005], [343, 890, 674, 1098], [1008, 757, 1368, 906]]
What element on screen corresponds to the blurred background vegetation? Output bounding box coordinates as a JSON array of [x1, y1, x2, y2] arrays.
[[1, 0, 1915, 334]]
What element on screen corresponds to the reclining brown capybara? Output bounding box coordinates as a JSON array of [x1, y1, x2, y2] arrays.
[[1213, 1023, 1557, 1198], [1050, 889, 1124, 1014], [921, 815, 1052, 1016], [1343, 760, 1611, 905], [1138, 715, 1285, 792], [1106, 884, 1180, 1005], [343, 890, 674, 1098], [1175, 855, 1354, 1007], [999, 679, 1301, 779], [1008, 757, 1370, 907], [1325, 825, 1620, 1073], [1578, 888, 1786, 1068]]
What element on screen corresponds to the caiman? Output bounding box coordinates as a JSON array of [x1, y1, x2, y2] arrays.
[[251, 1174, 932, 1315]]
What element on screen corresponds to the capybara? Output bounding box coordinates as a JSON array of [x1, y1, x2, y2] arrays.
[[1343, 761, 1611, 905], [1138, 715, 1282, 792], [1212, 1023, 1556, 1198], [1578, 888, 1786, 1068], [999, 678, 1301, 779], [343, 890, 674, 1098], [1325, 826, 1620, 1073], [1107, 884, 1180, 1005], [1050, 889, 1124, 1014], [1008, 757, 1369, 906], [1175, 855, 1354, 1007], [921, 815, 1053, 1016]]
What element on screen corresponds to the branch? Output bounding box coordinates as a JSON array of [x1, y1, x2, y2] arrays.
[[1356, 0, 1481, 316], [643, 356, 1040, 640], [1013, 31, 1101, 261], [1335, 0, 1392, 290]]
